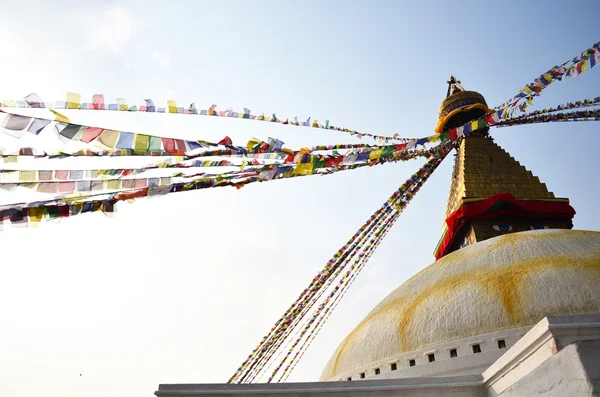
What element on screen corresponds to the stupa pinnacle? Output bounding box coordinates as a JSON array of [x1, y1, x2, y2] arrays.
[[434, 78, 575, 259]]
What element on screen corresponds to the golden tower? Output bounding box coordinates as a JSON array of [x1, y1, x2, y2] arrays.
[[434, 77, 575, 259]]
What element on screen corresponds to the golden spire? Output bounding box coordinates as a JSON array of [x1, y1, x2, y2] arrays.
[[434, 80, 574, 259]]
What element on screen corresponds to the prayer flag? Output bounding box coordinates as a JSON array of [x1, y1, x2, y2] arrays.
[[167, 100, 177, 113], [134, 134, 149, 153], [27, 118, 51, 135], [1, 114, 32, 137], [116, 98, 128, 111], [24, 93, 44, 108], [591, 51, 600, 68], [144, 99, 156, 112], [66, 92, 81, 109], [369, 149, 383, 161], [116, 132, 135, 149], [92, 94, 105, 110], [80, 127, 103, 143], [58, 124, 83, 142], [55, 170, 69, 180], [97, 129, 120, 148], [219, 136, 233, 146], [148, 136, 162, 153], [162, 138, 176, 153], [50, 109, 70, 123]]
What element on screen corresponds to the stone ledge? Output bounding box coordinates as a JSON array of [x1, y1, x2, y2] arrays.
[[157, 375, 483, 396], [482, 314, 600, 397]]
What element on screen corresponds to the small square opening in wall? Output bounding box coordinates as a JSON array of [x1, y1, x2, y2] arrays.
[[390, 362, 397, 371], [409, 359, 416, 367], [428, 353, 435, 362], [498, 339, 507, 349], [346, 377, 351, 381], [472, 344, 482, 354], [359, 372, 365, 379], [450, 349, 458, 358], [374, 368, 381, 375]]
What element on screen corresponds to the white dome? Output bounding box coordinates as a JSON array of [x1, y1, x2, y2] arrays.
[[321, 229, 600, 380]]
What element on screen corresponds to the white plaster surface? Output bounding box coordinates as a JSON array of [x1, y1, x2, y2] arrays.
[[495, 340, 600, 397], [333, 327, 530, 381], [483, 314, 600, 397], [156, 314, 600, 397], [321, 229, 600, 380]]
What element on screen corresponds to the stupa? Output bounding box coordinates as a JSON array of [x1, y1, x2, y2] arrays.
[[156, 79, 600, 397], [320, 77, 600, 382]]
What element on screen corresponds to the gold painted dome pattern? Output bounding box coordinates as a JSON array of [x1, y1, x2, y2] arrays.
[[320, 229, 600, 380]]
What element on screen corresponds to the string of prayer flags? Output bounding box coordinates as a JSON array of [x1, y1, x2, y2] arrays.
[[0, 108, 246, 157], [495, 108, 600, 127], [495, 41, 600, 117], [230, 143, 453, 384], [506, 97, 600, 118], [0, 93, 418, 143], [280, 211, 399, 382], [0, 142, 450, 228]]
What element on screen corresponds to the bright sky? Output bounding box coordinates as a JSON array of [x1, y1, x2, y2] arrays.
[[0, 1, 599, 396]]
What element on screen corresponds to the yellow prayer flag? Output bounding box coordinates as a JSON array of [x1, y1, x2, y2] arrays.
[[97, 129, 120, 149], [106, 179, 121, 190], [134, 134, 149, 153], [2, 99, 16, 107], [428, 135, 439, 143], [294, 163, 313, 176], [21, 182, 38, 191], [246, 138, 262, 151], [167, 100, 177, 114], [19, 170, 37, 182], [28, 207, 45, 225], [66, 92, 81, 109], [369, 149, 383, 161], [50, 109, 71, 123]]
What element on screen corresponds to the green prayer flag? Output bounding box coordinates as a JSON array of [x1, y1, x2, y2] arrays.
[[381, 146, 395, 158], [149, 136, 162, 153]]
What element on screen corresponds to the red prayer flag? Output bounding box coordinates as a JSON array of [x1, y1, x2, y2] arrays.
[[325, 157, 343, 167], [58, 206, 70, 218], [394, 143, 407, 152], [116, 188, 148, 200], [218, 136, 233, 146], [92, 94, 105, 110], [55, 170, 69, 180], [162, 138, 176, 153], [80, 127, 103, 143], [58, 182, 74, 193], [174, 139, 186, 154]]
